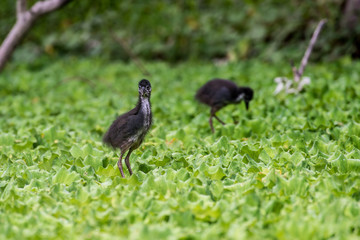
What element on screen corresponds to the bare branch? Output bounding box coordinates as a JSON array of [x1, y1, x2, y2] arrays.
[[275, 20, 326, 95], [16, 0, 28, 18], [296, 19, 327, 81], [0, 0, 73, 72], [30, 0, 72, 17], [290, 60, 300, 82]]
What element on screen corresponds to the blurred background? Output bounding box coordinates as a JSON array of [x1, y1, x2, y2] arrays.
[[0, 0, 359, 66]]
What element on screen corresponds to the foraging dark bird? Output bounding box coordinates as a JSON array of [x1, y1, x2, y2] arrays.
[[103, 79, 152, 177], [195, 79, 253, 133]]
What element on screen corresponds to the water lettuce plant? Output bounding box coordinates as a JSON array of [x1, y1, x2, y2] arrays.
[[0, 58, 359, 239]]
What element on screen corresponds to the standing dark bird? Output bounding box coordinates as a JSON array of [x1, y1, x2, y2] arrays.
[[103, 79, 152, 177], [195, 79, 253, 133]]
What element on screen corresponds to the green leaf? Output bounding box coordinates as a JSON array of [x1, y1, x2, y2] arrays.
[[205, 165, 226, 180], [332, 154, 348, 173], [76, 187, 89, 203], [241, 145, 260, 160], [52, 167, 80, 185], [96, 165, 118, 177], [209, 180, 223, 199], [350, 135, 360, 148], [259, 150, 271, 164], [84, 155, 102, 170], [347, 159, 360, 172], [82, 144, 93, 156], [70, 145, 83, 159], [291, 151, 305, 166], [247, 165, 260, 173], [0, 133, 15, 146], [248, 118, 267, 134]]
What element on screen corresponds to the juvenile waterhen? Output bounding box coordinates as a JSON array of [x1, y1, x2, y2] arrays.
[[103, 79, 152, 177], [195, 78, 253, 133]]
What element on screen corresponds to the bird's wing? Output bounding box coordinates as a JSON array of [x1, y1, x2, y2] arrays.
[[212, 86, 232, 106], [103, 112, 136, 144]]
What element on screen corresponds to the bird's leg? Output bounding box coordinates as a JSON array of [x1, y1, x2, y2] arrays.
[[209, 107, 216, 133], [209, 115, 214, 133], [117, 152, 125, 178], [214, 114, 226, 125], [124, 149, 134, 176], [211, 107, 225, 125]]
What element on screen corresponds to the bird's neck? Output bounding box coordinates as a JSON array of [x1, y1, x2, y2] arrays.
[[138, 96, 151, 128], [234, 93, 245, 103]]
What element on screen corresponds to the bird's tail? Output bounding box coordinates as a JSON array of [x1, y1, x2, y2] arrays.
[[102, 130, 112, 146]]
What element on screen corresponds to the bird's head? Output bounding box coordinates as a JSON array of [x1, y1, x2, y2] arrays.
[[138, 79, 152, 98], [237, 87, 254, 110]]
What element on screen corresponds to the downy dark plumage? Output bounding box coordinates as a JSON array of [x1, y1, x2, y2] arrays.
[[196, 79, 253, 133], [103, 79, 152, 177]]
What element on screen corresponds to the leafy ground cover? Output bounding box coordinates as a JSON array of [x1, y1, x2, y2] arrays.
[[0, 58, 360, 239]]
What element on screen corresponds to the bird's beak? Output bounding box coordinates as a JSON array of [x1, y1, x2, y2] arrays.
[[245, 101, 249, 110], [140, 87, 151, 97]]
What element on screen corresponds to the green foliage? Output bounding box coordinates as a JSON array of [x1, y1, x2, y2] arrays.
[[1, 58, 360, 239], [1, 1, 359, 63]]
